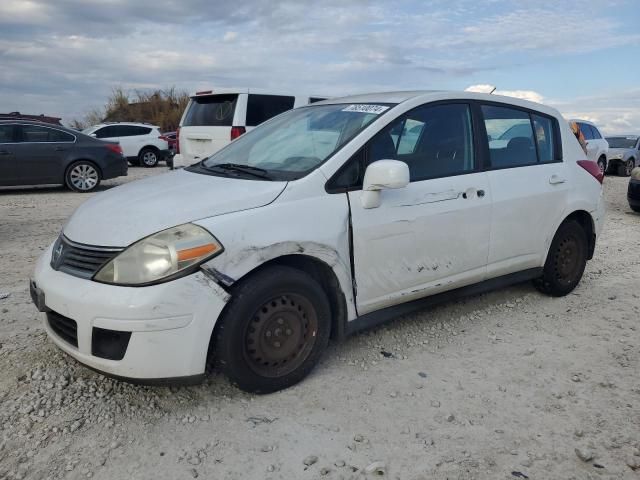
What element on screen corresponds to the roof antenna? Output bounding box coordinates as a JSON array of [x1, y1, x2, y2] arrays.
[[489, 86, 497, 94]]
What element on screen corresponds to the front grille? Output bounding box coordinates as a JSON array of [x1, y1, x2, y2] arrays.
[[51, 236, 123, 279], [47, 311, 78, 347]]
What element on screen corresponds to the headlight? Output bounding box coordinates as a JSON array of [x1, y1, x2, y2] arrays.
[[94, 223, 223, 286], [613, 153, 623, 159]]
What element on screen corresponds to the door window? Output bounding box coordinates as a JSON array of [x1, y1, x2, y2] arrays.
[[482, 105, 536, 168], [246, 95, 296, 127], [117, 125, 151, 137], [368, 103, 475, 182], [0, 124, 16, 143], [531, 114, 556, 163], [578, 123, 594, 140], [94, 126, 120, 138], [20, 125, 75, 143]]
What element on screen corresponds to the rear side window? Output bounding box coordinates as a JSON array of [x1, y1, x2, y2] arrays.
[[119, 126, 152, 136], [482, 105, 536, 168], [531, 114, 555, 163], [590, 125, 602, 139], [0, 124, 16, 142], [246, 95, 295, 127], [20, 125, 75, 143], [578, 123, 594, 140], [183, 94, 238, 127], [309, 97, 327, 103]]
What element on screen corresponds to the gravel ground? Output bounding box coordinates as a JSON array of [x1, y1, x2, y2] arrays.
[[0, 168, 639, 480]]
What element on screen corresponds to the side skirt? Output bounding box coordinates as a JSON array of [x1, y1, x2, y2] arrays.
[[345, 268, 543, 336]]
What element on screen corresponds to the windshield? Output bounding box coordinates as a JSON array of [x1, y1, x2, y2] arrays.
[[606, 137, 638, 149], [196, 103, 391, 180]]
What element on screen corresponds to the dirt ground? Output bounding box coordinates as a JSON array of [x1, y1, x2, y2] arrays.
[[0, 168, 638, 480]]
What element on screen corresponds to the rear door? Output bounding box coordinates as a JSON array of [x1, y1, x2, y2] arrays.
[[481, 104, 568, 277], [10, 124, 76, 184], [0, 124, 18, 185], [180, 93, 239, 163], [347, 102, 491, 314], [117, 125, 152, 157]]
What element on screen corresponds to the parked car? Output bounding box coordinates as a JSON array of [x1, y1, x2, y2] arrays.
[[82, 122, 170, 168], [0, 112, 63, 125], [605, 135, 639, 176], [569, 119, 609, 173], [628, 167, 640, 212], [0, 120, 127, 192], [172, 89, 327, 168], [32, 91, 605, 393]]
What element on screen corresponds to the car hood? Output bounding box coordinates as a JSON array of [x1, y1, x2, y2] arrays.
[[63, 169, 287, 247]]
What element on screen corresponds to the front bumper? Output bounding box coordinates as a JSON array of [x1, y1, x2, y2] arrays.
[[32, 244, 230, 381]]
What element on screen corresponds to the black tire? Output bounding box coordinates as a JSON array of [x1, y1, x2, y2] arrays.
[[214, 266, 331, 393], [618, 158, 635, 177], [534, 220, 588, 297], [65, 161, 101, 192], [631, 205, 640, 213], [597, 156, 607, 175], [139, 148, 159, 168]]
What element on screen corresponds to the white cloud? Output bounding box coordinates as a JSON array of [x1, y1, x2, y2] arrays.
[[223, 31, 238, 42]]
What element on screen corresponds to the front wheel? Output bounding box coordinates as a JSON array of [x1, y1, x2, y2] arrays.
[[534, 220, 588, 297], [139, 148, 159, 168], [214, 266, 331, 393], [597, 156, 607, 175], [618, 158, 635, 177], [65, 161, 101, 192]]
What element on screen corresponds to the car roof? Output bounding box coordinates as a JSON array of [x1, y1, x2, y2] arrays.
[[88, 122, 159, 129], [606, 134, 639, 139], [0, 119, 75, 131], [313, 90, 562, 118], [190, 88, 326, 98], [569, 118, 598, 127]]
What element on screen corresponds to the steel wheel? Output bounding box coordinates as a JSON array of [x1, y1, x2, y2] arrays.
[[626, 159, 635, 176], [69, 163, 99, 191], [553, 236, 581, 286], [243, 293, 318, 378]]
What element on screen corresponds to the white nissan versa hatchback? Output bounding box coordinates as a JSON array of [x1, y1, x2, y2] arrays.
[[31, 91, 605, 393]]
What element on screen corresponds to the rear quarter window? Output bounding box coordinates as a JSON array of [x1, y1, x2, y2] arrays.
[[183, 94, 238, 127], [246, 94, 295, 127]]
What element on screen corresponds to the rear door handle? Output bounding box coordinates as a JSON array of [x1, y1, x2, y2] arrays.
[[549, 175, 566, 185], [462, 188, 486, 199], [0, 150, 10, 155], [54, 146, 66, 151]]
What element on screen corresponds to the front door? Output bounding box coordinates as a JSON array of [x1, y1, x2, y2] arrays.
[[348, 103, 491, 315]]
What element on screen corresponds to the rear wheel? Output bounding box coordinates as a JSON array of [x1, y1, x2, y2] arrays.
[[618, 158, 635, 177], [139, 148, 159, 168], [534, 220, 588, 297], [597, 156, 607, 175], [65, 161, 101, 192], [214, 266, 331, 393]]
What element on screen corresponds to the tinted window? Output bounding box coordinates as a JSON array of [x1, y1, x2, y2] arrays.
[[246, 95, 295, 127], [368, 103, 475, 182], [578, 123, 594, 140], [482, 105, 536, 168], [309, 97, 327, 103], [0, 124, 15, 143], [606, 137, 638, 149], [21, 125, 75, 143], [94, 126, 119, 138], [183, 94, 238, 127], [591, 125, 602, 139], [119, 126, 152, 136], [531, 114, 556, 163]]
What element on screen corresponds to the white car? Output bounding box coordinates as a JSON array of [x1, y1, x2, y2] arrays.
[[32, 91, 605, 393], [172, 89, 326, 168], [569, 119, 609, 173], [83, 122, 170, 168]]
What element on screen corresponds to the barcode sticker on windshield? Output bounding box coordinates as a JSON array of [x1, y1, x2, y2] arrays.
[[342, 104, 390, 114]]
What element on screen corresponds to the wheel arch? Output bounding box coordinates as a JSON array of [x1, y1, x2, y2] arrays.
[[138, 145, 160, 156], [555, 210, 596, 260], [64, 158, 103, 180]]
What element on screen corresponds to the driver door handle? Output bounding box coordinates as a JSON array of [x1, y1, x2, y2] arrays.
[[549, 175, 566, 185]]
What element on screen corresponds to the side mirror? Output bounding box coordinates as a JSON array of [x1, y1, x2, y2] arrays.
[[361, 159, 410, 209]]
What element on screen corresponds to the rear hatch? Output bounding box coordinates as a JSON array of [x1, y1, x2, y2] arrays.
[[180, 93, 239, 163]]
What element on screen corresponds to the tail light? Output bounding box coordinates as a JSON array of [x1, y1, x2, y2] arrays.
[[231, 126, 246, 140], [158, 135, 169, 141], [175, 127, 180, 154], [106, 143, 123, 156], [577, 160, 604, 184]]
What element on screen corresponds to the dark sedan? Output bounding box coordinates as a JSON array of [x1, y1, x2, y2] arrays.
[[0, 120, 127, 192], [629, 168, 640, 213]]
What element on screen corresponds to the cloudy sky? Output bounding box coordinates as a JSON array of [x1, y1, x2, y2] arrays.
[[1, 0, 639, 133]]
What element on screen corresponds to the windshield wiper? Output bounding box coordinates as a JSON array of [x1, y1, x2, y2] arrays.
[[201, 162, 273, 180]]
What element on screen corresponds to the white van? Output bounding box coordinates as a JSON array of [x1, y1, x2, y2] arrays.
[[173, 89, 326, 167]]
